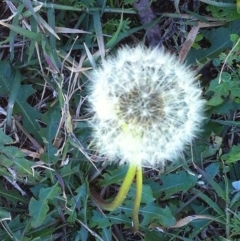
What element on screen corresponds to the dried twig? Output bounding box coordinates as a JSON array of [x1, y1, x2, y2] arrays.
[[133, 0, 162, 47]]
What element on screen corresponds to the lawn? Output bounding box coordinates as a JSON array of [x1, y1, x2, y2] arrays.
[[0, 0, 240, 240]]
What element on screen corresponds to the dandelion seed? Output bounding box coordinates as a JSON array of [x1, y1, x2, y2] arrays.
[[88, 45, 205, 168]]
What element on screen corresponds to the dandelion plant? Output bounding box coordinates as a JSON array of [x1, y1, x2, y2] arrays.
[[88, 45, 205, 232]]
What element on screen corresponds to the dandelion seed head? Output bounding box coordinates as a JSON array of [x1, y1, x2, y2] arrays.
[[88, 45, 205, 167]]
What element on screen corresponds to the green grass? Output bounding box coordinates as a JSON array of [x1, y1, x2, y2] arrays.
[[1, 0, 240, 240]]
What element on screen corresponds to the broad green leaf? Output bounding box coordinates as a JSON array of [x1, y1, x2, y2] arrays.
[[66, 184, 88, 223], [99, 164, 128, 186], [0, 209, 11, 220], [207, 100, 240, 115], [30, 183, 47, 197], [140, 203, 176, 228], [39, 105, 60, 141], [38, 183, 60, 200], [0, 62, 42, 142], [0, 181, 28, 205], [89, 210, 111, 228], [0, 142, 35, 178], [78, 226, 89, 241], [59, 163, 81, 178], [0, 189, 26, 206], [14, 85, 41, 142], [187, 20, 240, 63], [147, 171, 198, 200], [144, 229, 166, 241], [205, 163, 219, 179], [29, 183, 60, 228], [207, 4, 240, 21], [207, 95, 224, 106], [128, 184, 155, 204], [206, 73, 240, 107], [29, 197, 50, 227], [100, 227, 112, 241], [0, 61, 15, 93], [0, 152, 13, 167], [3, 145, 25, 158], [221, 145, 240, 163], [39, 105, 60, 165], [14, 157, 33, 176], [12, 230, 32, 241], [108, 212, 132, 226], [0, 128, 12, 144], [0, 215, 25, 239]]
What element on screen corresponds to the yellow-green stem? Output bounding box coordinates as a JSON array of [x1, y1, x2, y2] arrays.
[[91, 163, 137, 211], [132, 165, 142, 232]]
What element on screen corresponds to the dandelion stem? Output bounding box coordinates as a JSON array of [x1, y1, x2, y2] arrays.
[[91, 163, 137, 211], [132, 165, 142, 232]]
